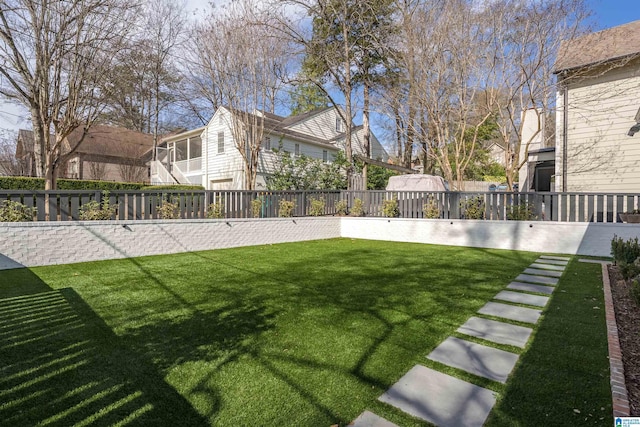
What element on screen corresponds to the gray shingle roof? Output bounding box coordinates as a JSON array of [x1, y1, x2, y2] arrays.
[[554, 20, 640, 73]]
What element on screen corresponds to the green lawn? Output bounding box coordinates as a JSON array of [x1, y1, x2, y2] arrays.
[[0, 239, 611, 426]]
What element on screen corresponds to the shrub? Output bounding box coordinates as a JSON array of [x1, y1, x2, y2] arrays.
[[278, 199, 295, 217], [350, 198, 365, 217], [79, 191, 116, 220], [140, 185, 204, 191], [619, 259, 640, 280], [382, 197, 400, 218], [611, 235, 640, 265], [335, 199, 348, 216], [460, 196, 485, 219], [251, 198, 263, 218], [207, 199, 225, 219], [0, 200, 36, 222], [157, 199, 180, 219], [422, 197, 440, 219], [507, 203, 536, 220], [309, 197, 326, 216], [0, 176, 145, 190], [631, 278, 640, 305]]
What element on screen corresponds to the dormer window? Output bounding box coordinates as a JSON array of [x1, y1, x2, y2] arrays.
[[336, 116, 343, 132]]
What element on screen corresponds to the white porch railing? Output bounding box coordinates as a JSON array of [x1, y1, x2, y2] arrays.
[[174, 157, 202, 174], [170, 162, 192, 185], [150, 160, 177, 185]]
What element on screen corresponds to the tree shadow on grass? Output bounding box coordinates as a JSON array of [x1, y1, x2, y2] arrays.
[[0, 269, 210, 427]]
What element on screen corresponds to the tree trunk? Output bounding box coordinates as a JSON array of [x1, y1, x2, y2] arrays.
[[362, 83, 371, 190]]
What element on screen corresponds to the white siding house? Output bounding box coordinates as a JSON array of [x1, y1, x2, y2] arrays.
[[151, 106, 388, 190], [554, 20, 640, 192]]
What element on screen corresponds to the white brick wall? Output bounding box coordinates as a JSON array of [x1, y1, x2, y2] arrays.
[[341, 217, 638, 257], [1, 217, 633, 270], [0, 218, 341, 269]]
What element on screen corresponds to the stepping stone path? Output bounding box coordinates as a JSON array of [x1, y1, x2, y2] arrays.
[[351, 255, 571, 426], [507, 282, 555, 295]]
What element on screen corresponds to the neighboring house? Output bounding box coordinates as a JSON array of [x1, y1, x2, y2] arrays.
[[554, 20, 640, 192], [15, 129, 41, 177], [16, 126, 154, 182], [518, 108, 555, 192], [151, 106, 389, 190]]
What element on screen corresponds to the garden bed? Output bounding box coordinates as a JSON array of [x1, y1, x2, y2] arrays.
[[609, 265, 640, 415]]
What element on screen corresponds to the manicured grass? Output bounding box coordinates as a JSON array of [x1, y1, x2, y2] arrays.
[[0, 239, 611, 426], [486, 259, 612, 426]]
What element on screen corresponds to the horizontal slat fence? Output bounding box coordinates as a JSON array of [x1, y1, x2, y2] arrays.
[[2, 189, 640, 223]]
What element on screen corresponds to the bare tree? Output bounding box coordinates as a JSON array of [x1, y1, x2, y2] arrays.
[[0, 0, 137, 194], [190, 0, 289, 189], [481, 0, 590, 190], [0, 129, 22, 175]]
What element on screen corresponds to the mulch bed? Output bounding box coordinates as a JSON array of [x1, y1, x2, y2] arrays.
[[608, 265, 640, 415]]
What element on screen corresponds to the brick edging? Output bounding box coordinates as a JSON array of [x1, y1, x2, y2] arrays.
[[600, 262, 631, 416]]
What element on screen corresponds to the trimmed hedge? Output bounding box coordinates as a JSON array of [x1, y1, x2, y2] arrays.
[[140, 184, 204, 191], [0, 177, 203, 191]]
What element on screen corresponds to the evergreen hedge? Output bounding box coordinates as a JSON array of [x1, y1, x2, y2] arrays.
[[0, 177, 203, 191]]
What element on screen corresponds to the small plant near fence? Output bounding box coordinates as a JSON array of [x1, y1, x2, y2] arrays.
[[278, 199, 295, 217], [422, 197, 440, 219], [382, 197, 400, 218], [350, 198, 365, 217], [460, 196, 485, 219], [157, 198, 180, 219], [309, 197, 326, 216], [507, 203, 536, 220], [335, 199, 348, 216], [207, 198, 225, 219], [79, 191, 116, 220], [611, 235, 640, 279], [0, 200, 36, 222], [251, 198, 263, 218]]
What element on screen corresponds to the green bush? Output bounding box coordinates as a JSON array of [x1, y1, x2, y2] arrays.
[[423, 197, 440, 219], [631, 278, 640, 305], [611, 235, 640, 265], [79, 191, 116, 220], [460, 196, 485, 219], [0, 200, 36, 222], [278, 200, 295, 217], [309, 197, 326, 216], [140, 185, 204, 191], [507, 203, 536, 220], [207, 199, 225, 219], [0, 176, 145, 190], [382, 197, 400, 218], [350, 198, 365, 217], [335, 199, 348, 216], [251, 198, 263, 218], [157, 200, 180, 219]]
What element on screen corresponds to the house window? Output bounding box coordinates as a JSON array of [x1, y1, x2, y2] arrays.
[[323, 150, 328, 162], [336, 116, 343, 132], [294, 143, 300, 156], [263, 137, 271, 151], [217, 131, 224, 154]]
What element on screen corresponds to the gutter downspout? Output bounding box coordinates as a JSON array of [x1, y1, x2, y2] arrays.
[[562, 77, 568, 192]]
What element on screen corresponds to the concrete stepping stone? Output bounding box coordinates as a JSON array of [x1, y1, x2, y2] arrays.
[[478, 301, 542, 324], [494, 290, 549, 307], [507, 282, 555, 295], [515, 274, 559, 286], [349, 411, 399, 427], [523, 268, 563, 278], [427, 337, 519, 383], [529, 263, 565, 271], [540, 255, 570, 261], [379, 364, 496, 427], [457, 316, 533, 348], [535, 258, 568, 266]]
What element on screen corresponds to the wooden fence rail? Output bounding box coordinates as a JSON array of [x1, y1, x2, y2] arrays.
[[2, 189, 640, 223]]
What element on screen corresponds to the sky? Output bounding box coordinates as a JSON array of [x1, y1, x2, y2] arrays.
[[1, 0, 639, 135]]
